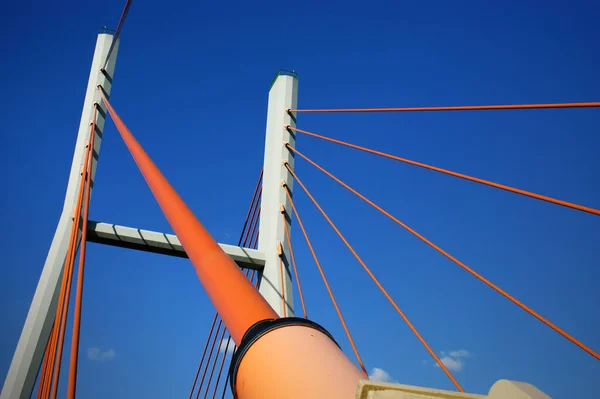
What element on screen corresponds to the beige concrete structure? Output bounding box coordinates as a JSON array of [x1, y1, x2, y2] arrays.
[[356, 379, 550, 399]]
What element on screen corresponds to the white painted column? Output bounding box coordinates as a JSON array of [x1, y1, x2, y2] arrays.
[[257, 71, 298, 317], [1, 33, 118, 399]]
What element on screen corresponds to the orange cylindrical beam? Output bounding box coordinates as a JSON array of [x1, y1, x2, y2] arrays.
[[99, 89, 277, 343], [234, 323, 365, 399], [100, 91, 366, 399]]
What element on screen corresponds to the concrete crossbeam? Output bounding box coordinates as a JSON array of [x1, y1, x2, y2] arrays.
[[87, 221, 266, 270]]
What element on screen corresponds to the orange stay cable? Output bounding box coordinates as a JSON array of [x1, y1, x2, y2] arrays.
[[41, 159, 88, 399], [250, 226, 260, 249], [195, 320, 225, 399], [202, 321, 229, 399], [246, 201, 261, 248], [287, 101, 600, 113], [283, 161, 463, 391], [36, 333, 51, 399], [189, 313, 220, 399], [99, 88, 277, 344], [46, 127, 96, 399], [278, 256, 287, 317], [197, 182, 261, 399], [243, 189, 262, 247], [276, 238, 287, 317], [67, 105, 98, 399], [216, 270, 260, 399], [37, 322, 57, 399], [210, 327, 235, 399], [48, 210, 79, 399], [283, 184, 368, 376], [199, 186, 262, 395], [49, 198, 85, 398], [286, 126, 600, 217], [213, 344, 234, 399], [281, 210, 308, 319], [200, 271, 255, 399], [239, 170, 263, 245], [40, 313, 61, 398], [287, 145, 600, 362], [202, 269, 252, 399], [46, 242, 75, 399]]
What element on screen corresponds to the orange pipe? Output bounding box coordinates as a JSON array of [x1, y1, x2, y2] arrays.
[[99, 88, 277, 343], [100, 92, 366, 399], [67, 106, 98, 399], [235, 325, 364, 399], [287, 101, 600, 113]]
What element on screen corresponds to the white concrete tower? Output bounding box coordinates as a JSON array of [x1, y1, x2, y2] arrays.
[[1, 31, 119, 399], [257, 71, 298, 317]]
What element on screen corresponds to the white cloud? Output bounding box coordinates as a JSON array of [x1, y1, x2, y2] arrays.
[[368, 367, 397, 383], [449, 350, 470, 358], [219, 338, 235, 355], [435, 349, 470, 372], [438, 356, 463, 372], [87, 347, 115, 361]]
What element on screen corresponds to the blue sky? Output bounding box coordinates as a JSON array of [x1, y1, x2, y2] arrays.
[[1, 1, 599, 398]]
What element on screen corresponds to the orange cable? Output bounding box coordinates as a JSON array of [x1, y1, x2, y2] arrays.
[[242, 179, 263, 247], [218, 271, 259, 399], [287, 145, 600, 362], [41, 187, 82, 399], [189, 313, 220, 399], [67, 105, 98, 399], [37, 322, 57, 399], [202, 181, 261, 399], [202, 321, 229, 399], [276, 238, 287, 317], [239, 170, 263, 243], [246, 202, 261, 248], [195, 320, 225, 399], [36, 333, 51, 399], [281, 211, 308, 319], [278, 256, 287, 317], [40, 319, 60, 398], [287, 101, 600, 113], [250, 226, 260, 249], [286, 126, 600, 217], [242, 191, 262, 247], [47, 213, 77, 399], [190, 212, 262, 398], [211, 335, 232, 399], [283, 184, 368, 376], [283, 160, 463, 391], [49, 196, 83, 399], [203, 270, 254, 398], [46, 125, 96, 399]]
